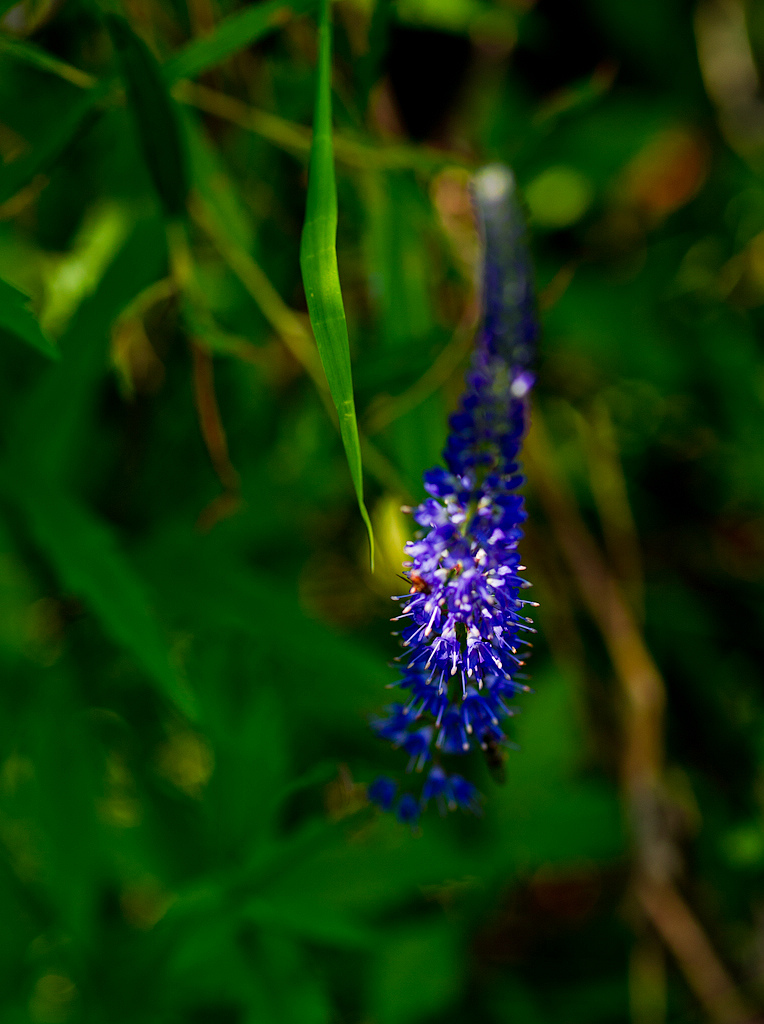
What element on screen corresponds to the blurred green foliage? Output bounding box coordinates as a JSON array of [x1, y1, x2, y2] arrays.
[[0, 0, 763, 1022]]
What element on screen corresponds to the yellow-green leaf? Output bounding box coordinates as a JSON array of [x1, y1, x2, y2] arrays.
[[0, 276, 58, 360], [163, 0, 318, 84]]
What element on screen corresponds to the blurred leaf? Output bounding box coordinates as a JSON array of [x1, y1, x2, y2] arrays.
[[163, 910, 274, 1020], [488, 670, 624, 868], [243, 896, 374, 948], [387, 393, 447, 498], [10, 218, 167, 481], [585, 0, 702, 94], [300, 0, 373, 565], [358, 0, 393, 105], [370, 920, 462, 1024], [0, 275, 58, 359], [362, 171, 435, 347], [163, 0, 318, 84], [106, 14, 188, 219], [198, 674, 289, 849], [0, 471, 197, 719], [40, 201, 130, 336], [0, 86, 105, 206], [257, 932, 332, 1024], [257, 817, 468, 920], [135, 528, 391, 726], [30, 667, 104, 939], [395, 0, 517, 41], [0, 519, 36, 664], [270, 761, 337, 813], [183, 110, 254, 251], [181, 294, 256, 359], [0, 35, 97, 88]]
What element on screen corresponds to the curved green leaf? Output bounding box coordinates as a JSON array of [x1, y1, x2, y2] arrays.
[[0, 86, 105, 206], [163, 0, 318, 84], [0, 35, 96, 88], [300, 0, 373, 566], [1, 468, 197, 720], [106, 14, 188, 219], [0, 276, 58, 359]]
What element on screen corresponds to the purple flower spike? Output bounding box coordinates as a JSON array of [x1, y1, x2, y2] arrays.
[[369, 165, 538, 819]]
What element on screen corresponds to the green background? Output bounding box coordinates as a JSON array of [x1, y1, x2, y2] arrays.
[[0, 0, 763, 1021]]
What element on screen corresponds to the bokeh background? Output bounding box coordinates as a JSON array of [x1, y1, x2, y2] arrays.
[[1, 0, 764, 1021]]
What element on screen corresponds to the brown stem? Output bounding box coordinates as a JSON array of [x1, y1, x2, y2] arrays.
[[524, 407, 758, 1024], [638, 879, 757, 1024], [525, 414, 663, 802], [190, 342, 242, 530]]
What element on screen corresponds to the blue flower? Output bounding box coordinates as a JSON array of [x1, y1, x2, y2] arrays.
[[420, 766, 483, 816], [369, 165, 538, 819], [367, 776, 397, 811], [395, 793, 420, 825], [446, 775, 483, 815]]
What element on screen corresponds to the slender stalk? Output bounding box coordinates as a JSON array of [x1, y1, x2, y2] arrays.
[[525, 407, 758, 1024]]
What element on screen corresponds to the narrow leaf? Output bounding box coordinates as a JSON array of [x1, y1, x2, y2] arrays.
[[2, 469, 197, 719], [0, 86, 105, 206], [300, 0, 373, 565], [0, 276, 58, 359], [244, 896, 374, 948], [182, 109, 255, 250], [357, 0, 392, 106], [0, 35, 96, 88], [163, 0, 317, 84], [106, 14, 188, 219]]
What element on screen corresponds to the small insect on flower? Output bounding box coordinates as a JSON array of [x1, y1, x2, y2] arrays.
[[368, 164, 538, 820], [407, 572, 431, 595], [396, 571, 432, 595]]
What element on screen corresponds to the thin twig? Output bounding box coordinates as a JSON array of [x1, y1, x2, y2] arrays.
[[190, 342, 242, 530], [189, 191, 327, 389], [0, 37, 97, 90], [524, 407, 758, 1024], [174, 80, 472, 172], [639, 878, 757, 1024], [190, 192, 409, 500], [525, 413, 664, 799], [575, 399, 645, 616], [364, 305, 478, 435]]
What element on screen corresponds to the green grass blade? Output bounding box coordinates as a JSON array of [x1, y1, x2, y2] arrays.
[[300, 0, 373, 566], [0, 35, 97, 88], [163, 0, 317, 84], [106, 14, 189, 219], [0, 276, 59, 359]]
